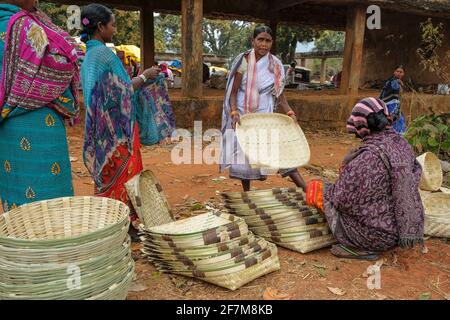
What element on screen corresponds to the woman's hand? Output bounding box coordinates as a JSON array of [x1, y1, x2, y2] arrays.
[[287, 110, 297, 123], [231, 113, 240, 130], [143, 67, 160, 80], [289, 113, 298, 123]]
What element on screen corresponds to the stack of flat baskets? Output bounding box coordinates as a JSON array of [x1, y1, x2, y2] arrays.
[[421, 191, 450, 238], [221, 188, 336, 253], [140, 211, 280, 290], [0, 197, 134, 300]]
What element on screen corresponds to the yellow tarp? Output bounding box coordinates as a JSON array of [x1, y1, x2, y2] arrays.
[[115, 45, 141, 63], [209, 66, 228, 74]]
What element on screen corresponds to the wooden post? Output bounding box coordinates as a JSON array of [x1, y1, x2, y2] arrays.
[[140, 5, 155, 70], [181, 0, 203, 98], [300, 58, 306, 67], [348, 7, 366, 94], [340, 9, 354, 94], [340, 6, 366, 94], [269, 20, 278, 55], [320, 58, 327, 84]]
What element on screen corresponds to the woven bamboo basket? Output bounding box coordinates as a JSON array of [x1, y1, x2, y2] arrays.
[[425, 217, 450, 238], [164, 244, 280, 291], [251, 221, 328, 234], [150, 242, 271, 272], [277, 234, 337, 254], [420, 192, 450, 217], [204, 250, 280, 290], [421, 191, 450, 238], [221, 187, 302, 200], [146, 225, 249, 248], [155, 244, 278, 277], [125, 169, 175, 228], [223, 189, 304, 203], [1, 242, 134, 300], [147, 238, 269, 267], [417, 152, 443, 191], [141, 233, 256, 258], [222, 189, 336, 254], [140, 210, 280, 290], [260, 226, 331, 242], [244, 214, 325, 229], [0, 196, 134, 300], [236, 113, 310, 169]]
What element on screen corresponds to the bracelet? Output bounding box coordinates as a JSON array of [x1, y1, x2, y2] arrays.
[[138, 74, 147, 83], [230, 110, 239, 117], [287, 110, 296, 117]]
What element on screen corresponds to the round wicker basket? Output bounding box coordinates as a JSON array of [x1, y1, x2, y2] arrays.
[[0, 196, 135, 300]]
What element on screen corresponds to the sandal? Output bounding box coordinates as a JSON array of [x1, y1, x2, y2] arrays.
[[331, 244, 380, 261]]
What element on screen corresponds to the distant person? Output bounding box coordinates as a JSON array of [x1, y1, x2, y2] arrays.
[[285, 62, 296, 85], [203, 62, 210, 83], [332, 71, 342, 88], [160, 63, 174, 87], [380, 65, 406, 133]]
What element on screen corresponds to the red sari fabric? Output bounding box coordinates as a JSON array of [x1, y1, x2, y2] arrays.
[[305, 180, 325, 212], [96, 124, 143, 220]]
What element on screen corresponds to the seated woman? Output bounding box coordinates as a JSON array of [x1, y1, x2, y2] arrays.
[[305, 97, 424, 260]]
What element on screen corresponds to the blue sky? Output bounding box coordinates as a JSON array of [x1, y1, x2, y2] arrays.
[[297, 41, 316, 53]]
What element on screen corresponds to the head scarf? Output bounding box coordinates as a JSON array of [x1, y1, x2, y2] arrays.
[[346, 97, 390, 138]]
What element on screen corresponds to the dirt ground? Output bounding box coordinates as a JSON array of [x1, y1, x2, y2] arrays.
[[66, 124, 450, 301]]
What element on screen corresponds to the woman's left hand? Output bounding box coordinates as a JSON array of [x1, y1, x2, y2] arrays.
[[289, 114, 298, 123]]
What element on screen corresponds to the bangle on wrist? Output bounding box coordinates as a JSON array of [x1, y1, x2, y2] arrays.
[[230, 110, 239, 117], [139, 74, 147, 83], [287, 110, 296, 117]]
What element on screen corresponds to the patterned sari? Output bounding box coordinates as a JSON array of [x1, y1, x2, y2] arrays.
[[0, 6, 79, 211], [81, 40, 142, 213], [306, 98, 424, 252]]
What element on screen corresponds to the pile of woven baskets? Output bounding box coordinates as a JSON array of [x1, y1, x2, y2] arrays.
[[221, 188, 336, 253], [0, 197, 134, 300], [140, 211, 280, 290]]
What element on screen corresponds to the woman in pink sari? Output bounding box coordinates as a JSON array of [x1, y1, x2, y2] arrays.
[[0, 0, 80, 212]]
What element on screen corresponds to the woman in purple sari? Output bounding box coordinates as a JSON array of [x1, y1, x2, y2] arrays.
[[305, 98, 424, 260]]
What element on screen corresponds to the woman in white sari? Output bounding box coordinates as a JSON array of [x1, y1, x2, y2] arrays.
[[220, 25, 306, 192]]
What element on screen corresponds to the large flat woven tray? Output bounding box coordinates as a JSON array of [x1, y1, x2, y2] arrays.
[[236, 113, 310, 169]]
